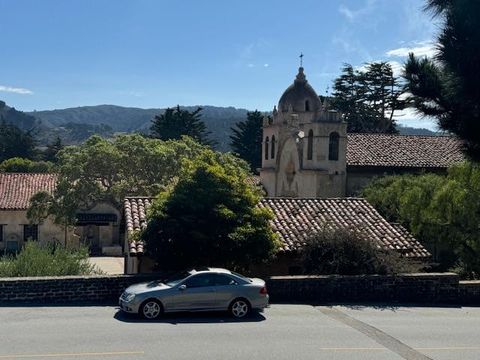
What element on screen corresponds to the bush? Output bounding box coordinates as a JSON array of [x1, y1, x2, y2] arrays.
[[0, 242, 102, 277], [301, 227, 422, 275], [0, 157, 54, 173]]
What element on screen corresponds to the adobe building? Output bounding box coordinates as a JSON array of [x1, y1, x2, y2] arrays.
[[0, 173, 122, 256], [260, 67, 464, 197]]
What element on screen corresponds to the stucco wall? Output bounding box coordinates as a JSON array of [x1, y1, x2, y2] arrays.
[[0, 210, 68, 251]]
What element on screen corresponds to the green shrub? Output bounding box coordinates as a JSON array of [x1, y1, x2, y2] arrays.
[[0, 157, 54, 173], [0, 242, 102, 277], [301, 227, 423, 275]]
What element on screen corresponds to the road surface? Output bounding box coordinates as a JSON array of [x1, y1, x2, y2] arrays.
[[0, 304, 479, 360]]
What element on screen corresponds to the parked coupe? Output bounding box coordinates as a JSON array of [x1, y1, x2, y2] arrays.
[[119, 267, 269, 319]]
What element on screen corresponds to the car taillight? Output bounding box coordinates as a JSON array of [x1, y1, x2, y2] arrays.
[[259, 286, 268, 295]]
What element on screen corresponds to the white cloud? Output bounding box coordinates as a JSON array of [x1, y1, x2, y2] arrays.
[[263, 63, 269, 68], [247, 63, 254, 68], [339, 0, 377, 21], [386, 42, 437, 58], [355, 61, 403, 76], [0, 85, 33, 95]]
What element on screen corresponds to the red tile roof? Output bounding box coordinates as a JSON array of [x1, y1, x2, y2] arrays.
[[0, 173, 57, 210], [347, 133, 464, 168], [125, 196, 430, 258], [124, 197, 153, 255], [258, 197, 430, 258]]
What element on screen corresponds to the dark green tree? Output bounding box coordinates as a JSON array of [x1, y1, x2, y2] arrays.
[[403, 0, 480, 161], [43, 136, 64, 163], [230, 110, 263, 172], [0, 119, 37, 162], [142, 152, 278, 271], [331, 62, 405, 133], [150, 105, 213, 146], [362, 162, 480, 279], [0, 157, 53, 173]]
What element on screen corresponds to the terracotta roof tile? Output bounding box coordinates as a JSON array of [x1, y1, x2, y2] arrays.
[[124, 197, 152, 255], [125, 196, 430, 259], [258, 197, 430, 258], [347, 133, 464, 168], [0, 173, 57, 210]]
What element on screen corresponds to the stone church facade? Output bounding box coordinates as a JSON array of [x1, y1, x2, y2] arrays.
[[260, 67, 464, 197]]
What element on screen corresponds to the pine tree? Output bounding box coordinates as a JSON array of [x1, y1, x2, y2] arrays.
[[43, 136, 64, 163], [150, 105, 214, 146], [404, 0, 480, 161], [331, 62, 404, 133], [230, 110, 263, 172]]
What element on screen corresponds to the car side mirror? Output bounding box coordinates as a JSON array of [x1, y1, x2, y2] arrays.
[[178, 284, 187, 291]]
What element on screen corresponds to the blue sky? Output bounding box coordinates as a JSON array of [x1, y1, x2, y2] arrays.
[[0, 0, 440, 128]]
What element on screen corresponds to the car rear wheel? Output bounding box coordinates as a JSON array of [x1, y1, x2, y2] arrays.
[[140, 299, 163, 319], [229, 298, 250, 318]]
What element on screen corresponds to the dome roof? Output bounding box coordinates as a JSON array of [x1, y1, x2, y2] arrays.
[[278, 67, 322, 113]]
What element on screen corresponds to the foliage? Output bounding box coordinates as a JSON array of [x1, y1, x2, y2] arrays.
[[0, 157, 54, 173], [0, 100, 38, 131], [142, 151, 278, 271], [0, 242, 101, 277], [42, 136, 64, 163], [150, 105, 214, 146], [331, 62, 405, 133], [230, 110, 264, 173], [0, 120, 37, 162], [27, 134, 209, 228], [403, 0, 480, 161], [362, 163, 480, 278], [301, 227, 420, 275]]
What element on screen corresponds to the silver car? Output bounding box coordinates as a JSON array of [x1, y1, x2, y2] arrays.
[[119, 268, 269, 319]]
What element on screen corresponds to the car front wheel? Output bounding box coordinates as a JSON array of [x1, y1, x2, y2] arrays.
[[140, 299, 163, 319], [229, 298, 250, 318]]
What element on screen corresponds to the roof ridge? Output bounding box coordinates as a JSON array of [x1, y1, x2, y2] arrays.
[[347, 132, 454, 139]]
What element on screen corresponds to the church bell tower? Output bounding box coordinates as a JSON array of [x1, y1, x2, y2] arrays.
[[260, 66, 347, 198]]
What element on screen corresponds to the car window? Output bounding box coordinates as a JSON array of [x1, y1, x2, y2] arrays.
[[213, 274, 237, 286], [184, 274, 216, 288], [164, 270, 193, 287]]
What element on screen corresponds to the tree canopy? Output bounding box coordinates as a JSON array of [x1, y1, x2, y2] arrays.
[[141, 150, 278, 271], [403, 0, 480, 161], [150, 105, 214, 146], [0, 157, 53, 173], [0, 120, 37, 162], [331, 62, 405, 133], [230, 110, 263, 172], [27, 134, 209, 228], [362, 162, 480, 278]]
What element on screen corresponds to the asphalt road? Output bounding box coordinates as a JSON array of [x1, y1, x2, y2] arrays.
[[0, 304, 479, 360]]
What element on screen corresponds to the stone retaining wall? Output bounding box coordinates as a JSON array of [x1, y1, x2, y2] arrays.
[[0, 273, 478, 305], [459, 280, 480, 305], [266, 273, 462, 304]]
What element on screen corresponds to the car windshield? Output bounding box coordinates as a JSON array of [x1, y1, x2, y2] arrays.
[[164, 270, 194, 287]]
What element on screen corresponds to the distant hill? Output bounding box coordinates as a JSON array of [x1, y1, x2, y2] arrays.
[[0, 100, 40, 130], [29, 105, 249, 151], [0, 101, 438, 151], [397, 125, 439, 136]]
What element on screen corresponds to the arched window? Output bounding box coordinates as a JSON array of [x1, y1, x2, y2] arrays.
[[264, 136, 269, 160], [305, 100, 310, 112], [271, 135, 276, 159], [329, 132, 340, 161], [307, 130, 313, 160]]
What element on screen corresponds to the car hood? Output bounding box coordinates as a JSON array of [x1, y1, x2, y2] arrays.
[[125, 281, 170, 294]]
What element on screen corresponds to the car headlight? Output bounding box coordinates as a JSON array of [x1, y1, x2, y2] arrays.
[[123, 293, 135, 302]]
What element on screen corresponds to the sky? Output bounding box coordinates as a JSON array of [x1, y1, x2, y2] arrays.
[[0, 0, 440, 128]]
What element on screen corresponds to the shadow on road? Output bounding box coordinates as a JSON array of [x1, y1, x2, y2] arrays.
[[113, 309, 266, 324]]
